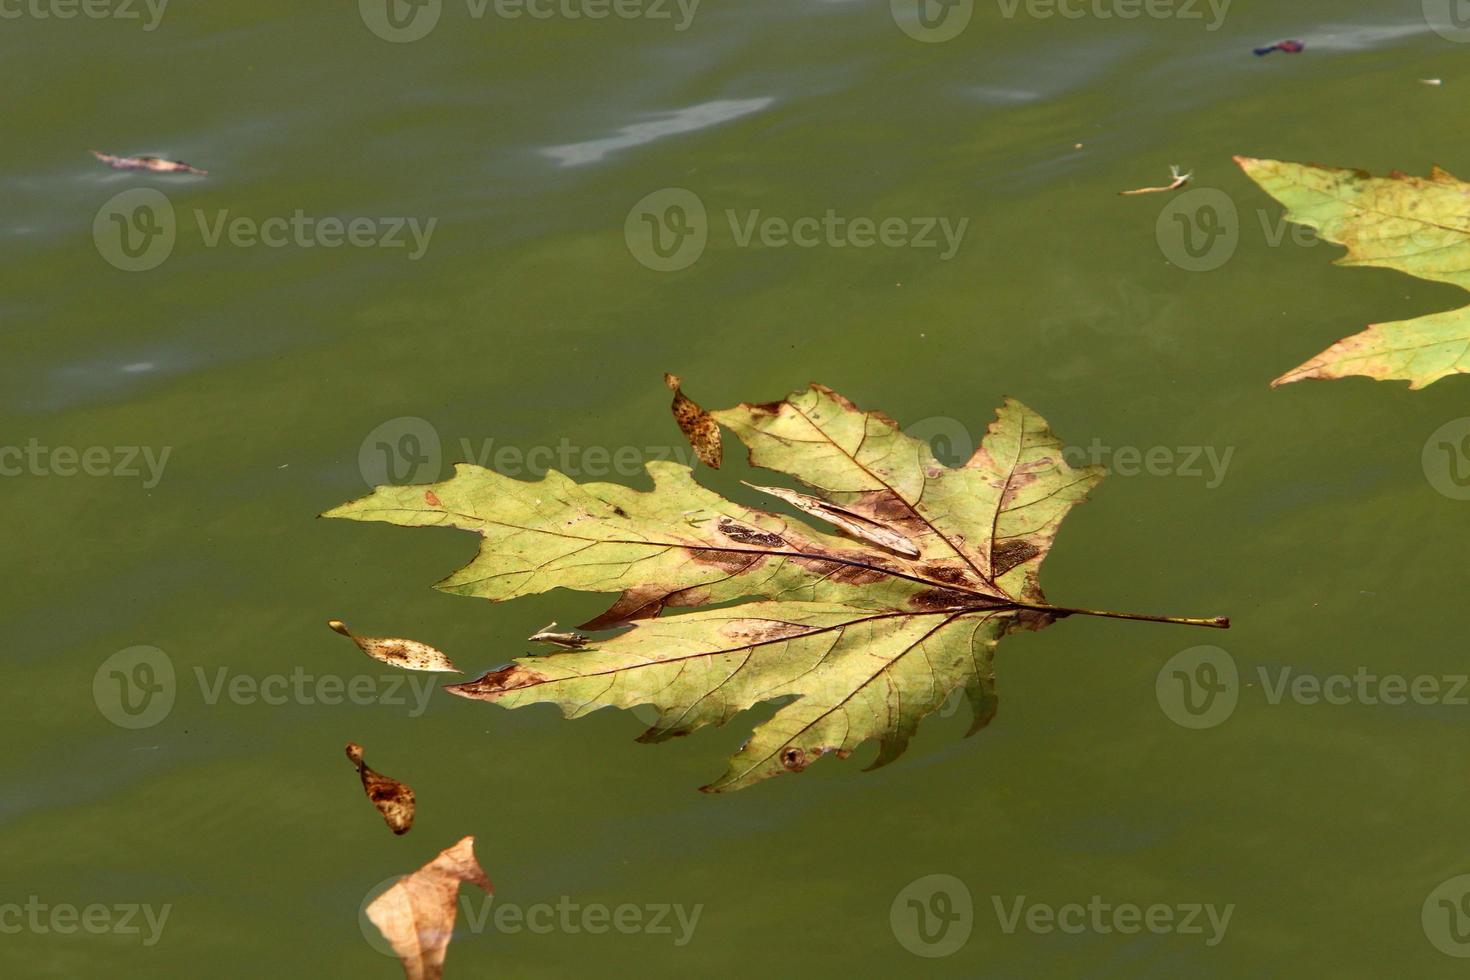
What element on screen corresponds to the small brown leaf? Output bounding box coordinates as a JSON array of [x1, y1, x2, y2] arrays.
[[665, 373, 721, 468], [345, 742, 415, 835], [366, 836, 492, 980], [742, 482, 921, 558], [328, 620, 460, 673], [90, 149, 207, 175]]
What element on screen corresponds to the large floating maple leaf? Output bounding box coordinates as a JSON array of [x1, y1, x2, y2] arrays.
[[325, 380, 1225, 792]]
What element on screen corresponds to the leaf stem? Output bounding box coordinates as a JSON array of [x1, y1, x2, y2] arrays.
[[1035, 604, 1230, 629]]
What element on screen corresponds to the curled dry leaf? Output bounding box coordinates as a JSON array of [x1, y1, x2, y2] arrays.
[[367, 836, 492, 980], [741, 481, 921, 558], [90, 149, 207, 175], [328, 620, 460, 673], [346, 742, 415, 836], [327, 378, 1227, 792], [665, 373, 721, 468]]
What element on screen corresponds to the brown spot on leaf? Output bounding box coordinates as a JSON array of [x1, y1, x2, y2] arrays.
[[991, 540, 1041, 577], [444, 664, 549, 699], [424, 490, 442, 507], [789, 553, 892, 586], [746, 399, 784, 416], [580, 586, 668, 629], [910, 587, 987, 610], [921, 564, 969, 585], [718, 618, 813, 643], [780, 747, 812, 771], [715, 516, 786, 547], [692, 544, 763, 574]]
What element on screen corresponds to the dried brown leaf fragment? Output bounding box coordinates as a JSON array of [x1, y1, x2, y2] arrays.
[[346, 742, 415, 835], [366, 836, 492, 980]]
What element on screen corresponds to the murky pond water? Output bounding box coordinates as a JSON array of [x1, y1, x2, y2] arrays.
[[6, 2, 1470, 976]]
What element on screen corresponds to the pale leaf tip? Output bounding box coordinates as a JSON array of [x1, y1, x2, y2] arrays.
[[327, 619, 352, 637]]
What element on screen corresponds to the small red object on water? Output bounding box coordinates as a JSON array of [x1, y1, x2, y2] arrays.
[[1254, 39, 1304, 56]]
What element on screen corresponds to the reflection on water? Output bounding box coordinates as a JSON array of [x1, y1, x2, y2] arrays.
[[542, 97, 774, 166]]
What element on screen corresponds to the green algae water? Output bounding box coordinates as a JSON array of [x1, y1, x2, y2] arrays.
[[6, 2, 1470, 976]]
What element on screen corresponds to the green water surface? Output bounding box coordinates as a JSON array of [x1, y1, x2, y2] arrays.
[[6, 1, 1470, 976]]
